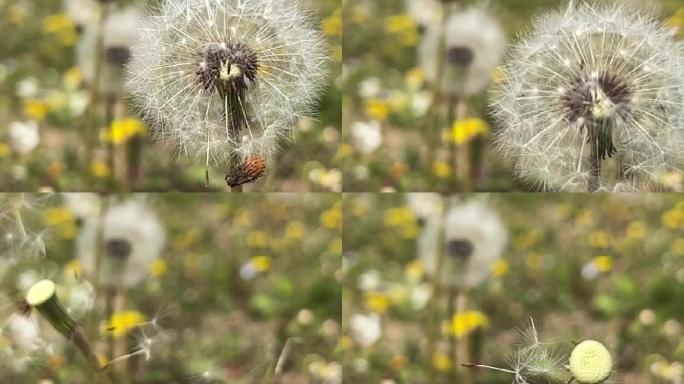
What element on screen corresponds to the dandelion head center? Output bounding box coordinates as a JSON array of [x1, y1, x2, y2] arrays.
[[447, 46, 474, 67], [561, 71, 632, 124], [195, 42, 259, 95], [106, 46, 132, 66], [447, 238, 474, 261], [105, 238, 132, 261]]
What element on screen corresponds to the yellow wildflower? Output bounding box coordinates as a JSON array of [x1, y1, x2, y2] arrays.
[[662, 208, 684, 230], [43, 207, 74, 226], [0, 143, 10, 157], [321, 203, 342, 229], [63, 67, 83, 90], [285, 221, 304, 240], [432, 161, 452, 178], [364, 292, 391, 314], [247, 230, 268, 248], [451, 118, 488, 146], [626, 221, 646, 240], [24, 99, 49, 121], [383, 14, 418, 46], [450, 310, 489, 338], [322, 8, 342, 37], [383, 207, 414, 227], [433, 353, 452, 372], [90, 161, 110, 178], [491, 259, 509, 277], [405, 67, 424, 90], [150, 259, 167, 278], [104, 118, 145, 145], [250, 256, 271, 272], [365, 99, 391, 121], [105, 310, 147, 338], [592, 256, 614, 273], [405, 259, 425, 282], [588, 230, 610, 248], [41, 14, 77, 46]]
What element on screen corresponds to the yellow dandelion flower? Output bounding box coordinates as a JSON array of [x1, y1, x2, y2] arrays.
[[63, 259, 83, 280], [626, 221, 646, 240], [322, 8, 342, 37], [23, 99, 49, 121], [364, 292, 391, 314], [0, 143, 10, 158], [63, 67, 82, 90], [105, 118, 145, 145], [450, 310, 489, 338], [383, 207, 415, 227], [43, 207, 74, 226], [662, 208, 684, 230], [105, 310, 147, 338], [405, 259, 425, 282], [150, 259, 167, 278], [247, 230, 269, 248], [491, 259, 509, 277], [365, 99, 391, 121], [405, 67, 424, 90], [90, 161, 110, 178], [432, 161, 452, 179], [285, 221, 304, 240], [433, 353, 452, 372], [250, 256, 271, 272], [592, 256, 614, 273], [451, 118, 488, 146], [588, 231, 611, 248], [321, 205, 342, 229]]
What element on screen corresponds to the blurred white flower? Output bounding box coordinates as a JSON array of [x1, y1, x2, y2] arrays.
[[78, 6, 144, 96], [65, 279, 95, 320], [350, 120, 382, 154], [492, 2, 684, 192], [15, 78, 39, 99], [349, 313, 381, 348], [8, 121, 40, 155], [308, 360, 342, 384], [420, 6, 506, 96], [358, 77, 382, 99], [420, 199, 507, 288], [68, 91, 90, 117], [126, 0, 328, 165], [357, 270, 381, 291], [78, 200, 166, 288]]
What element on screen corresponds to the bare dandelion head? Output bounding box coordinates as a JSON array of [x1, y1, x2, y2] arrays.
[[126, 0, 329, 167], [492, 1, 684, 191]]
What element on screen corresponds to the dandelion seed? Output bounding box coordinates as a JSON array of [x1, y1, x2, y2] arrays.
[[126, 0, 328, 174], [492, 1, 684, 191]]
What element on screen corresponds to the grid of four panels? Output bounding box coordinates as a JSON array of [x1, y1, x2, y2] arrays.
[[1, 0, 683, 383]]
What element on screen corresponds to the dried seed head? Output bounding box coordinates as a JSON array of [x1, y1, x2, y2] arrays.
[[126, 0, 328, 165], [492, 1, 684, 191], [225, 155, 267, 187]]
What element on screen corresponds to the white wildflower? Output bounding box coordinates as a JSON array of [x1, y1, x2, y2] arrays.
[[8, 121, 40, 155], [350, 120, 382, 155], [349, 313, 381, 348]]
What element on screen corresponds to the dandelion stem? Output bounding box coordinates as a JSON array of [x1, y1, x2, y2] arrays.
[[426, 196, 448, 380], [425, 4, 451, 183], [85, 2, 110, 189], [589, 132, 601, 192], [455, 99, 472, 192]]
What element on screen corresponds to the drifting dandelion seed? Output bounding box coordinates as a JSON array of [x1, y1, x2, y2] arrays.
[[492, 1, 684, 191], [126, 0, 328, 182]]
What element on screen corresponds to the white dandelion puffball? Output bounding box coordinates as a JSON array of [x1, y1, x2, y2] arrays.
[[406, 193, 443, 221], [78, 200, 166, 288], [2, 314, 43, 354], [8, 121, 40, 155], [405, 0, 441, 30], [420, 6, 506, 96], [126, 0, 328, 165], [421, 200, 507, 288], [78, 6, 145, 96], [492, 2, 684, 192]]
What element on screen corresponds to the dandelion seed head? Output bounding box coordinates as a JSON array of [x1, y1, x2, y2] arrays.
[[492, 1, 684, 191], [420, 6, 506, 96], [126, 0, 329, 164]]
